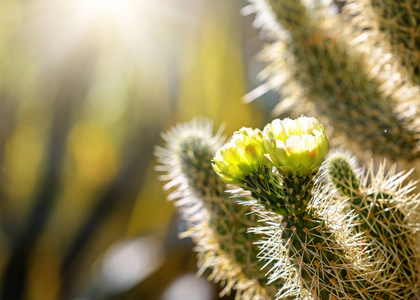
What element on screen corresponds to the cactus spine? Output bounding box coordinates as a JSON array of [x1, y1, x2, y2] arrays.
[[327, 153, 420, 298]]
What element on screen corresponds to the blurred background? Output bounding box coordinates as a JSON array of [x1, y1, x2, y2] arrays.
[[0, 0, 278, 299]]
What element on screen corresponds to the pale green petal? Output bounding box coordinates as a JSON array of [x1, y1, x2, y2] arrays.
[[263, 117, 329, 176]]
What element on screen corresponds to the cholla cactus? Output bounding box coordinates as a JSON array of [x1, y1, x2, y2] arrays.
[[156, 118, 296, 299], [156, 0, 420, 298], [157, 116, 420, 299], [327, 153, 420, 298], [212, 117, 391, 299]]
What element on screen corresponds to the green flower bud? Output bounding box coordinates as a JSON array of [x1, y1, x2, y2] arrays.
[[212, 127, 266, 184], [263, 117, 329, 176]]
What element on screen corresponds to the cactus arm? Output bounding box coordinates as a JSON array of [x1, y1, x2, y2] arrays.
[[156, 118, 291, 299], [251, 0, 420, 161], [327, 153, 420, 298], [241, 166, 383, 299], [213, 117, 389, 299]]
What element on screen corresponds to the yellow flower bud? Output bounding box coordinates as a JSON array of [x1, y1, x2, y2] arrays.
[[212, 127, 266, 184], [263, 117, 329, 176]]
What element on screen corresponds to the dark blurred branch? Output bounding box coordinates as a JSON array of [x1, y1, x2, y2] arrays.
[[0, 95, 18, 240], [0, 102, 70, 300]]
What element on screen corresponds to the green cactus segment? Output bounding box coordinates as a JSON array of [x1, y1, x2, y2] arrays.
[[280, 173, 315, 215], [204, 196, 281, 298], [291, 28, 419, 161], [178, 136, 225, 198], [350, 194, 417, 299], [242, 165, 288, 215], [156, 118, 225, 200], [368, 0, 420, 85], [156, 118, 287, 299], [262, 0, 420, 161], [283, 212, 374, 300], [243, 169, 316, 216], [279, 171, 378, 299], [267, 0, 310, 33], [327, 154, 420, 298], [234, 164, 381, 299], [250, 171, 384, 300], [327, 154, 360, 197], [177, 136, 266, 285]]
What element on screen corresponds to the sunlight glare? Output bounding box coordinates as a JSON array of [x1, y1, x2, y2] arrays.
[[78, 0, 133, 22], [37, 0, 180, 75], [43, 0, 159, 65]]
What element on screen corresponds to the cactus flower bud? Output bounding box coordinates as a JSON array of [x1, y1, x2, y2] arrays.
[[263, 117, 329, 176], [212, 127, 266, 184]]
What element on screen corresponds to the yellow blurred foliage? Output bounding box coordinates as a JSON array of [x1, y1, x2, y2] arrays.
[[177, 1, 262, 133], [70, 123, 118, 186]]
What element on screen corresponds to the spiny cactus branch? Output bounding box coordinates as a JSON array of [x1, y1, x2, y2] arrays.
[[156, 118, 294, 299], [327, 153, 420, 298]]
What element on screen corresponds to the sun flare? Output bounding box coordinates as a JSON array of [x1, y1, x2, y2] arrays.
[[74, 0, 136, 23]]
